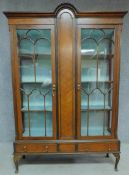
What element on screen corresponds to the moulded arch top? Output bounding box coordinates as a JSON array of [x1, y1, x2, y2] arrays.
[[56, 9, 75, 19], [54, 3, 78, 17]]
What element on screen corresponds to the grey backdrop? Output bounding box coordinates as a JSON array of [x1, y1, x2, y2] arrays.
[[0, 0, 129, 142]]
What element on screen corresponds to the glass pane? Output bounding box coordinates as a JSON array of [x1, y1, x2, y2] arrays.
[[17, 29, 53, 137], [81, 111, 112, 136], [22, 112, 52, 137], [80, 28, 114, 136]]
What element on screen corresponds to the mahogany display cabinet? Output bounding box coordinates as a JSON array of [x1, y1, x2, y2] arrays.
[[4, 3, 127, 173]]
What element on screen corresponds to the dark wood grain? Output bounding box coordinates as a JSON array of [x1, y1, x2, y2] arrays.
[[57, 9, 75, 139]]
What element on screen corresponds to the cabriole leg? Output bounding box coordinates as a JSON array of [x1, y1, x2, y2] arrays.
[[13, 154, 22, 173], [113, 153, 120, 171]]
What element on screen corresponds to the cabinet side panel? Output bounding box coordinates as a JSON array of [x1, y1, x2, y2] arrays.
[[10, 25, 23, 139], [57, 9, 75, 139]]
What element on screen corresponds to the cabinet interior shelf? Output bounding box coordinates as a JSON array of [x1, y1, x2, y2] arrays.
[[21, 106, 52, 112], [81, 54, 114, 60], [19, 53, 50, 58], [21, 81, 52, 85], [81, 105, 112, 111], [21, 81, 112, 84], [81, 80, 113, 84]]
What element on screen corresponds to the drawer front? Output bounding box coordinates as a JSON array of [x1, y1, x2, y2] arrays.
[[59, 143, 75, 152], [78, 142, 119, 152], [15, 141, 119, 153], [15, 143, 57, 153]]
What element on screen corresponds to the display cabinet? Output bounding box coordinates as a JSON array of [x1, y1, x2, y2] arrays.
[[4, 3, 127, 173]]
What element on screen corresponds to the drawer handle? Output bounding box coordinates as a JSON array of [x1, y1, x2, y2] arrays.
[[108, 145, 111, 151], [43, 145, 49, 152], [23, 146, 27, 151]]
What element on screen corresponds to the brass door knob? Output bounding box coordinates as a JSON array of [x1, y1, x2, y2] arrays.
[[52, 84, 56, 96], [77, 84, 81, 90]]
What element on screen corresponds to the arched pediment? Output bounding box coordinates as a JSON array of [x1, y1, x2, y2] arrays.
[[54, 3, 78, 16]]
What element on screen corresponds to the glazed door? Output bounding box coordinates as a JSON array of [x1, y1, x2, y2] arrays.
[[14, 25, 56, 139], [77, 25, 118, 138]]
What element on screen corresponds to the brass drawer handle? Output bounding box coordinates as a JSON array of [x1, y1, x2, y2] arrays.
[[43, 145, 49, 152], [108, 144, 111, 151], [23, 145, 27, 151]]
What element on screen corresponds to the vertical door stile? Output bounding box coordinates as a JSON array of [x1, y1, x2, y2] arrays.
[[11, 25, 23, 139], [76, 26, 81, 138], [51, 25, 57, 138], [10, 25, 23, 139], [111, 25, 122, 138]]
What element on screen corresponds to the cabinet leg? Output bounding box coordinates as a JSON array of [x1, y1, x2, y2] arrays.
[[113, 153, 120, 171], [22, 155, 26, 159], [13, 154, 22, 173], [105, 153, 109, 158]]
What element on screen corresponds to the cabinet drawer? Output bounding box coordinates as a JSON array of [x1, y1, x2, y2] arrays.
[[59, 143, 75, 152], [15, 143, 57, 153], [78, 142, 119, 152]]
